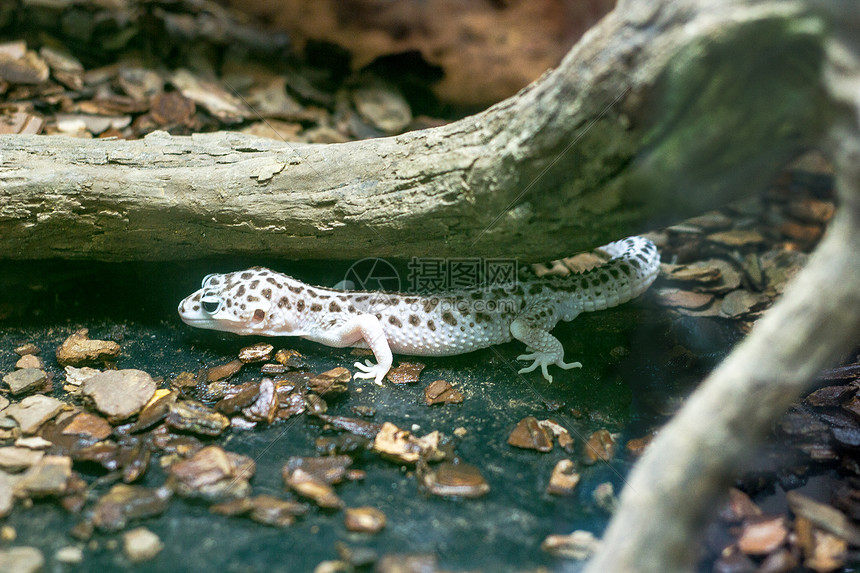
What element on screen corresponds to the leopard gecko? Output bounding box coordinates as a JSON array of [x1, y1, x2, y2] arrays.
[[178, 236, 660, 385]]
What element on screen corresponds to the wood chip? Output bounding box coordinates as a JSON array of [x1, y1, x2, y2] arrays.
[[423, 380, 464, 405], [507, 416, 553, 452]]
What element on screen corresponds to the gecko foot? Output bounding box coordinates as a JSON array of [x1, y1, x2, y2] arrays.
[[353, 359, 387, 386], [516, 352, 582, 383]]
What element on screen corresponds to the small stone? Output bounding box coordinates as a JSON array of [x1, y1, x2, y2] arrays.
[[0, 473, 18, 517], [546, 459, 580, 496], [737, 515, 788, 555], [344, 507, 386, 533], [308, 367, 350, 396], [14, 343, 40, 356], [419, 461, 490, 498], [245, 495, 308, 527], [541, 530, 600, 560], [0, 447, 44, 472], [0, 546, 45, 573], [385, 362, 425, 384], [593, 482, 618, 512], [123, 527, 163, 563], [3, 369, 47, 395], [81, 369, 156, 421], [92, 485, 172, 532], [375, 554, 438, 573], [166, 400, 229, 436], [238, 343, 273, 363], [453, 427, 467, 437], [423, 380, 464, 405], [707, 229, 766, 247], [803, 527, 847, 573], [507, 416, 553, 452], [5, 395, 65, 434], [129, 390, 177, 432], [14, 455, 72, 497], [54, 546, 84, 564], [56, 328, 121, 366], [14, 355, 42, 370], [583, 429, 617, 464], [63, 366, 100, 387]]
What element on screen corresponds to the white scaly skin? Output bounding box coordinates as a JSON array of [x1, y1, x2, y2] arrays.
[[178, 237, 660, 385]]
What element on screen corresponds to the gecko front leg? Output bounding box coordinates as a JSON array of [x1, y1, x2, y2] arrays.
[[311, 314, 393, 385], [510, 313, 582, 383]]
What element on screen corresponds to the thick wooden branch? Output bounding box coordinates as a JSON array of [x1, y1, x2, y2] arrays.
[[586, 11, 860, 571], [0, 0, 827, 261]]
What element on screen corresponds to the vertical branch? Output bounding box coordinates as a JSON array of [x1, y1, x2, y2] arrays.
[[585, 29, 860, 573]]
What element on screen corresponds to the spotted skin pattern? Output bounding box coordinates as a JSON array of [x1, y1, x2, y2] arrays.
[[178, 237, 660, 385]]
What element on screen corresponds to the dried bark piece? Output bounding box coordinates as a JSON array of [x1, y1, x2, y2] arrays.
[[0, 546, 45, 573], [541, 530, 600, 560], [92, 484, 172, 532], [720, 290, 770, 318], [373, 422, 444, 464], [242, 378, 278, 423], [423, 380, 464, 405], [653, 288, 714, 310], [205, 359, 243, 382], [737, 515, 788, 555], [0, 446, 44, 472], [14, 355, 42, 369], [786, 490, 860, 546], [56, 328, 121, 366], [13, 455, 72, 498], [385, 362, 425, 384], [168, 446, 254, 502], [63, 366, 100, 387], [170, 68, 250, 123], [707, 229, 766, 247], [419, 461, 490, 498], [14, 343, 40, 356], [0, 49, 49, 84], [352, 81, 412, 134], [5, 395, 65, 434], [2, 368, 46, 395], [248, 494, 309, 527], [166, 401, 229, 436], [274, 348, 306, 368], [149, 91, 196, 127], [0, 110, 43, 135], [81, 369, 156, 422], [214, 382, 259, 414], [285, 468, 344, 509], [344, 507, 387, 533], [61, 412, 112, 441], [308, 367, 350, 396], [283, 456, 352, 485], [718, 488, 763, 522], [128, 390, 177, 432], [507, 416, 553, 452], [238, 343, 274, 363], [547, 459, 581, 496], [583, 430, 616, 465], [315, 414, 382, 439]]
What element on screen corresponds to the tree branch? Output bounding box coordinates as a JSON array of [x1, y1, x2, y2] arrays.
[[0, 0, 827, 261]]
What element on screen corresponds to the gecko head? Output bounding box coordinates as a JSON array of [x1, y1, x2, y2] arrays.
[[178, 268, 293, 335]]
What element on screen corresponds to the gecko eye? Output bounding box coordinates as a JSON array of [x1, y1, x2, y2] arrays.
[[200, 293, 222, 314]]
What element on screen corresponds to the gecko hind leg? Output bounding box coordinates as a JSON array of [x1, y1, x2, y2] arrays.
[[510, 316, 582, 383]]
